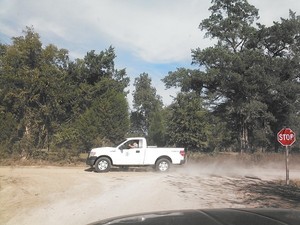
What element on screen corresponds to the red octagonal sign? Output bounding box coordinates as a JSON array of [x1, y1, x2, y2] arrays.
[[277, 128, 296, 146]]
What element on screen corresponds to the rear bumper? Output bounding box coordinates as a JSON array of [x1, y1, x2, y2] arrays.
[[179, 158, 186, 165], [86, 156, 97, 166]]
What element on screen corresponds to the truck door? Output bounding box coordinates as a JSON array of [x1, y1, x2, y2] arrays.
[[114, 139, 145, 165]]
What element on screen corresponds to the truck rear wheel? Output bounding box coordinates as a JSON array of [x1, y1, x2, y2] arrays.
[[155, 158, 171, 172], [95, 157, 111, 173]]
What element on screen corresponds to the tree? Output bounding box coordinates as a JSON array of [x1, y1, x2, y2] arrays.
[[0, 27, 70, 155], [67, 78, 129, 151], [163, 0, 300, 152], [166, 92, 214, 151], [130, 73, 165, 145], [54, 48, 130, 151], [256, 11, 300, 150], [195, 0, 266, 151], [0, 27, 130, 158], [148, 109, 166, 146], [200, 0, 259, 52], [0, 112, 18, 156]]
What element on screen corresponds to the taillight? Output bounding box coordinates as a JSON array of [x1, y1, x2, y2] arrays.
[[180, 150, 185, 157]]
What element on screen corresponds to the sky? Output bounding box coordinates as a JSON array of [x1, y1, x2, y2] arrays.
[[1, 0, 300, 107]]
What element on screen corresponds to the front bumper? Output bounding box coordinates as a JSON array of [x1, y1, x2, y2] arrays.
[[86, 156, 97, 166]]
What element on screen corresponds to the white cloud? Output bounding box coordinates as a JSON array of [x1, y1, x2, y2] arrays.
[[249, 0, 300, 25], [92, 1, 208, 63], [0, 0, 211, 63], [2, 0, 300, 60], [2, 0, 298, 64]]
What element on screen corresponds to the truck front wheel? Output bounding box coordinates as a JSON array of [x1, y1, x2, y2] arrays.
[[155, 158, 171, 172], [95, 157, 111, 173]]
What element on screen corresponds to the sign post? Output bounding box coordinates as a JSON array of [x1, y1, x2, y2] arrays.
[[285, 145, 289, 185], [277, 128, 296, 185]]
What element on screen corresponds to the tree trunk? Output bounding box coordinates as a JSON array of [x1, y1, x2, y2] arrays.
[[240, 122, 249, 153]]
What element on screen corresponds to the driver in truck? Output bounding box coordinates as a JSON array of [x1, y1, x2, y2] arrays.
[[129, 141, 138, 148]]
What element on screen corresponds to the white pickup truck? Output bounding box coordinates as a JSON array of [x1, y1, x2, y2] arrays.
[[86, 137, 185, 172]]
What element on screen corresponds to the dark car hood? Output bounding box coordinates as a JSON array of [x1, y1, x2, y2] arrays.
[[88, 208, 300, 225]]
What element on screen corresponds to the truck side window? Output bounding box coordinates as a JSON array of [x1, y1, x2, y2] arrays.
[[129, 141, 138, 148]]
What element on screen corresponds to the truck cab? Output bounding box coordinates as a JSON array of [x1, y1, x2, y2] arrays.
[[114, 138, 147, 165]]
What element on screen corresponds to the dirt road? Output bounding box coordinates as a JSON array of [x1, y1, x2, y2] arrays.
[[1, 162, 300, 225]]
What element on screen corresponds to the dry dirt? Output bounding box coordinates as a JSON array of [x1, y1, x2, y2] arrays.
[[1, 161, 300, 225]]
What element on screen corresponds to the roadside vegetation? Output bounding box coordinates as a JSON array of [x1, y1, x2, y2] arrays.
[[0, 0, 300, 162]]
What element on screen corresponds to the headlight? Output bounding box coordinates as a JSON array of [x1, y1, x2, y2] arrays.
[[89, 150, 96, 157]]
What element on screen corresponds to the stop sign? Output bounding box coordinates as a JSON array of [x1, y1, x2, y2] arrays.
[[277, 128, 296, 146]]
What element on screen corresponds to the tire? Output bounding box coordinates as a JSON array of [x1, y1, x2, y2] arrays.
[[155, 158, 171, 172], [95, 157, 111, 173]]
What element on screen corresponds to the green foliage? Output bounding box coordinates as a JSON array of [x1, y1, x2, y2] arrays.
[[148, 110, 166, 146], [73, 79, 129, 150], [0, 112, 19, 157], [163, 0, 300, 152], [0, 113, 18, 143], [53, 53, 130, 151], [166, 92, 214, 151], [130, 73, 164, 142], [0, 27, 130, 159], [200, 0, 259, 52]]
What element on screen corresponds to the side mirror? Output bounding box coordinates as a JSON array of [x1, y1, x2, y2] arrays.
[[119, 145, 124, 150]]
